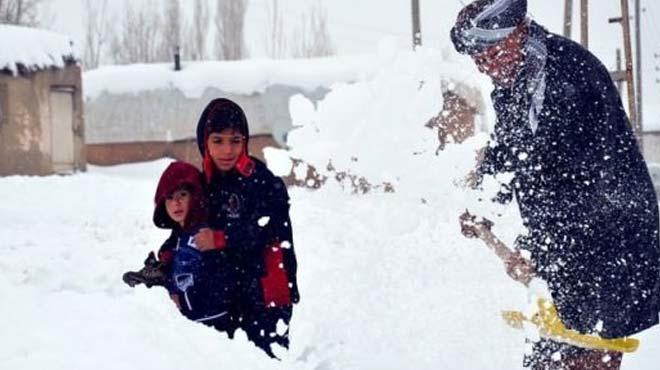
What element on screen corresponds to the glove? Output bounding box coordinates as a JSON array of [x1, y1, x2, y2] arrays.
[[122, 251, 167, 288]]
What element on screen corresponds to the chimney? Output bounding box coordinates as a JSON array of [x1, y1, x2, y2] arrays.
[[174, 45, 181, 71]]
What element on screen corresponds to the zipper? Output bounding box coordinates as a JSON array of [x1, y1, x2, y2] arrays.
[[184, 291, 193, 311]]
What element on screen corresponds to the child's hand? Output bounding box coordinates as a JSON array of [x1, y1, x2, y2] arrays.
[[194, 228, 227, 251], [194, 228, 216, 251]]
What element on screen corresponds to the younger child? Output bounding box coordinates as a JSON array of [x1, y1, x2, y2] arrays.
[[124, 161, 233, 333]]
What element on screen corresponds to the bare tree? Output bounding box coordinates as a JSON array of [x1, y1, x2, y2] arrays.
[[185, 0, 209, 60], [214, 0, 248, 60], [291, 0, 335, 59], [0, 0, 42, 26], [158, 0, 181, 62], [264, 0, 287, 59], [82, 0, 110, 70], [110, 1, 163, 64]]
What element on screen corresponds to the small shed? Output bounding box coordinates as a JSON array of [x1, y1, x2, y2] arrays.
[[0, 25, 85, 176]]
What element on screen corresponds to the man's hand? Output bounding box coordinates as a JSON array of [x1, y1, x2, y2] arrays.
[[194, 228, 216, 251], [505, 252, 535, 285]]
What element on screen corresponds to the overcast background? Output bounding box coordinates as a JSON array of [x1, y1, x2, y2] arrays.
[[39, 0, 660, 128]]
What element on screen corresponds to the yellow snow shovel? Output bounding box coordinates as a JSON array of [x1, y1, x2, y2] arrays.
[[502, 299, 639, 353], [459, 211, 640, 353]]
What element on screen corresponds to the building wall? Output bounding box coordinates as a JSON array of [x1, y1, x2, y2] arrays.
[[86, 134, 278, 167], [0, 65, 84, 176], [85, 84, 329, 147]]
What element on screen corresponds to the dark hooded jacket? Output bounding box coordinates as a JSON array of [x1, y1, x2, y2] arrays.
[[154, 161, 232, 322], [478, 22, 660, 338], [196, 98, 300, 308]]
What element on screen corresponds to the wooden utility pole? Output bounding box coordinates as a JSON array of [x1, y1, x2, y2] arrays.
[[411, 0, 422, 49], [564, 0, 573, 38], [634, 0, 643, 132], [615, 49, 623, 93], [580, 0, 589, 48], [609, 1, 640, 148]]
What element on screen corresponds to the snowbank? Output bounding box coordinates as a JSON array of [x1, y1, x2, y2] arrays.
[[2, 161, 659, 369], [0, 25, 78, 75], [277, 42, 494, 193]]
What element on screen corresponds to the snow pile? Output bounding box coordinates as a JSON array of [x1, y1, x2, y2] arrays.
[[275, 41, 493, 195], [0, 25, 78, 75]]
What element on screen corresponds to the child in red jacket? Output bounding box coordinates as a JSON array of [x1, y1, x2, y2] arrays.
[[124, 161, 234, 333]]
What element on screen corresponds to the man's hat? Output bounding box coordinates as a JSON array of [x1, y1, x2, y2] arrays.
[[450, 0, 527, 55]]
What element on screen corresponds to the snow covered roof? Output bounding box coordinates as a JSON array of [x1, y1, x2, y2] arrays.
[[0, 25, 78, 75], [83, 56, 375, 100], [83, 53, 489, 104]]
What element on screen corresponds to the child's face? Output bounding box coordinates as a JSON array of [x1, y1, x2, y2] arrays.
[[165, 188, 191, 227], [207, 128, 245, 172]]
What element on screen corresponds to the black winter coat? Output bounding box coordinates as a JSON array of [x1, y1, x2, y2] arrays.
[[480, 22, 660, 338], [206, 158, 300, 308]]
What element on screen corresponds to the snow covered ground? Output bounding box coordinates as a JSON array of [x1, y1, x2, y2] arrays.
[[2, 157, 660, 369]]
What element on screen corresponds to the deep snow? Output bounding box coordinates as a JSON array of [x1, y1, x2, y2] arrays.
[[2, 158, 660, 369]]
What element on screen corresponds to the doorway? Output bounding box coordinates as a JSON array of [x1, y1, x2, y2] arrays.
[[50, 87, 75, 173]]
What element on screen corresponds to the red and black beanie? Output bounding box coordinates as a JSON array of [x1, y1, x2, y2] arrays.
[[153, 161, 207, 230]]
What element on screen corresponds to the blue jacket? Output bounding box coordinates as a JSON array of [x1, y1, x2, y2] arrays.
[[480, 22, 660, 338], [159, 227, 233, 323]]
